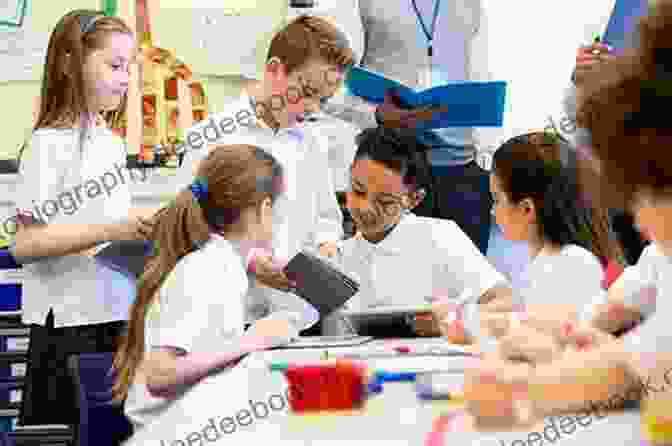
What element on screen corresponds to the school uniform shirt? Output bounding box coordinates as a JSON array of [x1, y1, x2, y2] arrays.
[[620, 243, 672, 355], [124, 234, 249, 431], [13, 127, 134, 327], [336, 214, 506, 311], [178, 93, 340, 330], [517, 244, 606, 310]]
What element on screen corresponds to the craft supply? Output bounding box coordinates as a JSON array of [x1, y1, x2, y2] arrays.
[[374, 371, 417, 382], [268, 359, 339, 372], [284, 361, 367, 412], [425, 411, 466, 446], [415, 373, 464, 401], [366, 375, 384, 394]]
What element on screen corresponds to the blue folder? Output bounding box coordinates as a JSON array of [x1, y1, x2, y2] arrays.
[[602, 0, 649, 54], [344, 65, 507, 130]]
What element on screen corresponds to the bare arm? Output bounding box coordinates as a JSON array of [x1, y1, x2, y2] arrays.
[[144, 343, 255, 397], [11, 221, 115, 263], [590, 273, 643, 333], [11, 214, 152, 264], [145, 321, 294, 397]]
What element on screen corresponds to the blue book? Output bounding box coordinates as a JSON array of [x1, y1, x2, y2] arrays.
[[602, 0, 649, 54], [344, 65, 507, 130]]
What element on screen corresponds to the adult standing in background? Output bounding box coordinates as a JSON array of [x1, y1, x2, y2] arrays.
[[321, 0, 496, 257]]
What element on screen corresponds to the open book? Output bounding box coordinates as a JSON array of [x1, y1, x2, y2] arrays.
[[344, 65, 507, 130]]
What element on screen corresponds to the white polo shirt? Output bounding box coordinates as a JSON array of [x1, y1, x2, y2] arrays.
[[337, 214, 507, 310], [178, 93, 339, 330], [124, 234, 248, 431], [518, 244, 605, 309], [13, 127, 134, 327], [621, 243, 672, 354]]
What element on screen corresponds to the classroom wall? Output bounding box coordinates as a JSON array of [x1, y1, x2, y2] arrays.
[[0, 1, 101, 159], [145, 0, 288, 128], [0, 0, 289, 159]]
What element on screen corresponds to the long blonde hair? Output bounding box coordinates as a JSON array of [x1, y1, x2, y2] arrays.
[[36, 10, 132, 130], [112, 144, 283, 400]]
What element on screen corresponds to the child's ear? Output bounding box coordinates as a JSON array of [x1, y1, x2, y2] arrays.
[[408, 188, 427, 210], [265, 57, 288, 80], [520, 198, 536, 219]]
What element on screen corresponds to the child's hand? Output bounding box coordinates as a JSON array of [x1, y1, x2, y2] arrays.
[[252, 254, 296, 292], [498, 325, 562, 364], [318, 240, 339, 258], [557, 320, 614, 352], [245, 317, 297, 348], [433, 303, 470, 344], [573, 42, 614, 85]]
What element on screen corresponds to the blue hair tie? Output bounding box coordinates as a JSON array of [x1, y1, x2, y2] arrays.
[[190, 177, 208, 202]]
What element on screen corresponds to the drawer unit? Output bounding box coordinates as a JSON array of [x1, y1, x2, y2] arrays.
[[0, 330, 29, 354], [0, 250, 22, 313], [0, 381, 23, 410], [0, 354, 26, 382]]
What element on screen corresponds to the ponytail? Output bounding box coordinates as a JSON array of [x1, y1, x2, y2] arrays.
[[112, 189, 210, 401], [112, 144, 283, 402]]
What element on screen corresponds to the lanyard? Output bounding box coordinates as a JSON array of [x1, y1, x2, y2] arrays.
[[411, 0, 442, 59]]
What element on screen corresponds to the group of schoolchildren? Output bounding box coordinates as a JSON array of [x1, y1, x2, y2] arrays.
[[8, 3, 672, 441]]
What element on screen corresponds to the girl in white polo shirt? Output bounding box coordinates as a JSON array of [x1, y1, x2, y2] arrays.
[[471, 132, 623, 340], [10, 10, 154, 426], [115, 145, 294, 432], [464, 3, 672, 421]]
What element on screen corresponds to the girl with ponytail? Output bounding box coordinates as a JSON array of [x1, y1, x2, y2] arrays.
[[113, 144, 289, 431]]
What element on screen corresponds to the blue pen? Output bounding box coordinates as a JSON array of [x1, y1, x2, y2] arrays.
[[374, 371, 417, 382]]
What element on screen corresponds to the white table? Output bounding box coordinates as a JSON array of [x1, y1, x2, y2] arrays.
[[124, 339, 644, 446]]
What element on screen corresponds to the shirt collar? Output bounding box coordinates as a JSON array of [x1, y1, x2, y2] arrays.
[[355, 214, 415, 256], [239, 89, 305, 142]]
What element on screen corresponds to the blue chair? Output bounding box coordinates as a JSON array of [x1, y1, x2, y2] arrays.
[[67, 353, 133, 446]]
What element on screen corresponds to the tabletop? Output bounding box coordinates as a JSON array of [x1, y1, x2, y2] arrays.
[[123, 337, 645, 446]]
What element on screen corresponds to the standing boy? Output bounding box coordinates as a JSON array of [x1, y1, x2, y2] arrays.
[[179, 16, 354, 334]]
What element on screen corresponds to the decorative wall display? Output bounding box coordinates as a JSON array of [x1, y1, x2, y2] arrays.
[[110, 0, 208, 167], [0, 1, 49, 83], [0, 0, 27, 27]]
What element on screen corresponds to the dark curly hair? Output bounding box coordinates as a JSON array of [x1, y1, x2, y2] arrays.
[[353, 126, 433, 192], [577, 0, 672, 208]]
